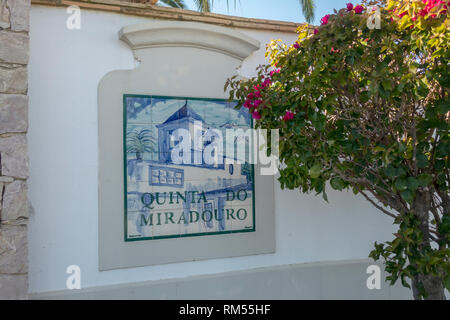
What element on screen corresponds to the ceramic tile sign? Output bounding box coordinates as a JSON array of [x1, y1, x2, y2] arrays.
[[124, 95, 255, 241]]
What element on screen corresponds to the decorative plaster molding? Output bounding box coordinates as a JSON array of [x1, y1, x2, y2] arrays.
[[31, 0, 303, 33], [98, 21, 273, 271], [119, 21, 260, 61]]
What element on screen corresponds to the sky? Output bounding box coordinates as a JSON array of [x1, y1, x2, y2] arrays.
[[181, 0, 351, 25]]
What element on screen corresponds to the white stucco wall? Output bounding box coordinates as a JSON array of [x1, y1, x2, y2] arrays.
[[28, 5, 398, 294]]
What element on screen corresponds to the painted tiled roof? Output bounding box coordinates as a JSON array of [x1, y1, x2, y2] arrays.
[[162, 101, 204, 124]]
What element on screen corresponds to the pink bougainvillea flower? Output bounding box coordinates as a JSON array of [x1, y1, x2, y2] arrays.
[[314, 29, 318, 34], [254, 90, 262, 98], [282, 110, 295, 121], [419, 0, 448, 18], [269, 69, 280, 76], [247, 92, 254, 99], [331, 47, 339, 53], [243, 100, 252, 109], [354, 5, 364, 14], [253, 100, 263, 107], [320, 14, 330, 25], [293, 42, 300, 49], [346, 3, 353, 11], [418, 4, 429, 16], [252, 110, 261, 120], [261, 78, 272, 88], [398, 11, 408, 18]]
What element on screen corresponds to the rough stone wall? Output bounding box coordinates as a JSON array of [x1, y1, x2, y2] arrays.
[[0, 0, 30, 299]]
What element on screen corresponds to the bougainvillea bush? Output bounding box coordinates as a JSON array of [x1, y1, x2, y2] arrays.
[[226, 0, 449, 299]]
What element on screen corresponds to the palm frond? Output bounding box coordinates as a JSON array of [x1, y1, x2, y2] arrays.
[[212, 0, 239, 11], [158, 0, 187, 9], [300, 0, 315, 24], [161, 0, 241, 13], [193, 0, 212, 12]]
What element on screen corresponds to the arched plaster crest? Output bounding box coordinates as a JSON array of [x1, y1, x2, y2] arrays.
[[118, 21, 260, 62]]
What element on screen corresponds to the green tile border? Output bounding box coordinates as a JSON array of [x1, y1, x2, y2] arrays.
[[123, 94, 256, 242]]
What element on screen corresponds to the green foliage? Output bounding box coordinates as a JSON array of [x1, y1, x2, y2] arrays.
[[300, 0, 316, 23], [226, 0, 449, 298], [369, 212, 450, 297], [193, 0, 212, 12], [159, 0, 188, 9]]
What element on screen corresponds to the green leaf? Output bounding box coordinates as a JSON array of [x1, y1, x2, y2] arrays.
[[401, 190, 414, 203], [436, 101, 450, 114], [401, 276, 411, 289], [382, 80, 392, 91], [308, 163, 322, 179], [406, 177, 419, 191], [445, 275, 450, 292], [394, 178, 408, 191], [373, 146, 385, 153], [384, 166, 396, 178], [416, 154, 429, 169], [330, 177, 345, 190], [322, 190, 329, 202], [438, 215, 450, 235], [417, 174, 433, 187]]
